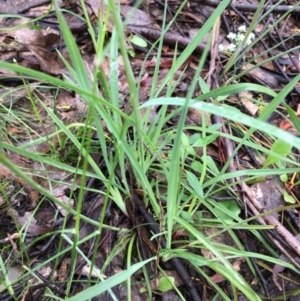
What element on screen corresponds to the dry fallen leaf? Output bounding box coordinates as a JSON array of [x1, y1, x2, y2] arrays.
[[8, 209, 50, 235], [242, 63, 279, 88], [239, 91, 258, 116], [24, 44, 64, 75], [252, 179, 285, 219], [273, 233, 300, 291]]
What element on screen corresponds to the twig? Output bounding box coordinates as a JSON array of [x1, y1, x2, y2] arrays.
[[206, 15, 221, 89], [236, 229, 270, 297], [127, 26, 206, 54], [0, 232, 19, 246], [133, 194, 202, 301], [200, 0, 300, 14], [0, 0, 51, 14], [242, 182, 300, 258]]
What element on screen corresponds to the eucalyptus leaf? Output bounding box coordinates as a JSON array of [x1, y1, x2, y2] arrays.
[[263, 139, 292, 168], [214, 200, 241, 223], [283, 191, 296, 204], [158, 276, 175, 292], [129, 35, 147, 47]]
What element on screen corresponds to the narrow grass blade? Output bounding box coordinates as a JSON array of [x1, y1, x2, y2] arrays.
[[141, 98, 300, 149], [63, 257, 156, 301]]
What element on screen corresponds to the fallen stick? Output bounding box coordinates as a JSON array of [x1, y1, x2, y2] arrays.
[[200, 0, 300, 14]]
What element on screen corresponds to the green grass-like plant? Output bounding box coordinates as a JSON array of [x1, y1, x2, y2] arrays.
[[0, 0, 300, 300]]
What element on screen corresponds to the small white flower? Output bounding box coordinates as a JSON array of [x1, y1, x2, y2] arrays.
[[225, 26, 254, 51], [236, 33, 245, 43], [218, 44, 224, 52], [245, 39, 251, 45], [228, 43, 237, 52], [227, 32, 237, 40], [238, 25, 247, 33], [246, 32, 255, 44]]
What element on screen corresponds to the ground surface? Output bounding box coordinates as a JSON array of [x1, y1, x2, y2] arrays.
[[0, 0, 300, 300]]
